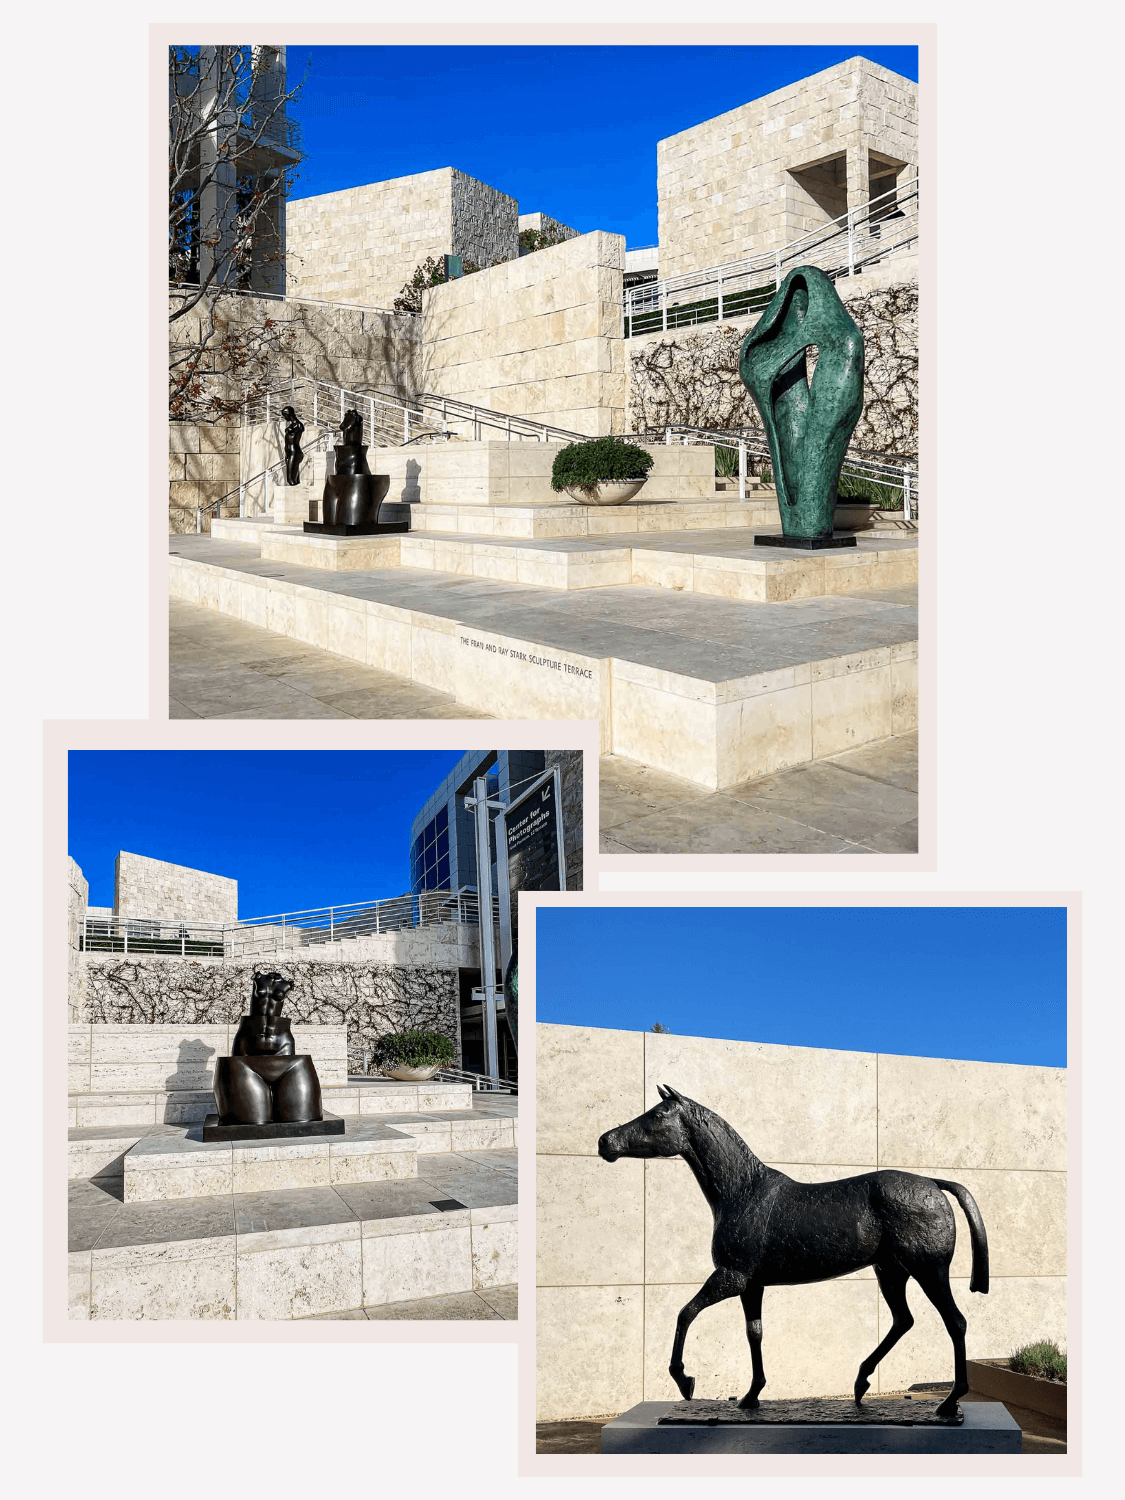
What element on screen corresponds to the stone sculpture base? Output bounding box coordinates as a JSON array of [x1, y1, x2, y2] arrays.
[[600, 1400, 1021, 1454], [201, 1112, 346, 1143], [303, 521, 410, 536], [754, 534, 858, 550]]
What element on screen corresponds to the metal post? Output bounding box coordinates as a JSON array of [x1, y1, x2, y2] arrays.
[[196, 508, 202, 534], [495, 803, 512, 978], [281, 913, 286, 951], [369, 397, 376, 445], [774, 250, 782, 290], [552, 765, 567, 892], [339, 388, 345, 423], [313, 387, 318, 427], [265, 392, 271, 426], [239, 482, 245, 519], [330, 907, 334, 942], [848, 210, 856, 276], [738, 441, 747, 501], [665, 427, 672, 446], [903, 471, 913, 522], [717, 270, 724, 323], [403, 406, 410, 443], [661, 284, 667, 332], [471, 778, 499, 1081]]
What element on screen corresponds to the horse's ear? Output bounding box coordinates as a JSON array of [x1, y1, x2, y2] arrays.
[[656, 1083, 671, 1100], [662, 1084, 683, 1101]]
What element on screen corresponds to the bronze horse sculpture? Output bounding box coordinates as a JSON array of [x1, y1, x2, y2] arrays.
[[598, 1085, 989, 1422]]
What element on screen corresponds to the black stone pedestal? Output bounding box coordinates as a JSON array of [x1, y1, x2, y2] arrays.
[[303, 521, 409, 536], [201, 1112, 346, 1142], [754, 533, 858, 550]]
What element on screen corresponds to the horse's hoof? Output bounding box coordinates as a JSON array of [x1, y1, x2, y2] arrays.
[[935, 1398, 961, 1423], [681, 1376, 696, 1401], [737, 1394, 760, 1411], [854, 1376, 870, 1405]]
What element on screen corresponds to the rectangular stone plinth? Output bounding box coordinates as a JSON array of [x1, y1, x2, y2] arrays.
[[122, 1119, 418, 1201], [409, 498, 778, 539], [260, 530, 403, 570], [600, 1401, 1022, 1453], [201, 1113, 346, 1142], [272, 483, 318, 525]]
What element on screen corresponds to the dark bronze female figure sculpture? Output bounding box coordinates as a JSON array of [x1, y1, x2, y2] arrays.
[[740, 266, 864, 540], [212, 972, 324, 1127], [280, 406, 305, 486], [320, 408, 389, 527], [598, 1086, 989, 1423]]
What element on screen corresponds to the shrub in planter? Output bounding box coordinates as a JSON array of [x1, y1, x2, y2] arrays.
[[550, 437, 655, 497], [1009, 1339, 1067, 1383], [372, 1030, 455, 1078]]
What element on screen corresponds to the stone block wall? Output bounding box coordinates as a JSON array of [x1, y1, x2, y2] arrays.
[[287, 167, 517, 310], [421, 231, 627, 436], [657, 57, 917, 279], [79, 957, 461, 1074], [169, 421, 241, 535], [536, 1024, 1067, 1421], [627, 267, 918, 459], [114, 852, 238, 924], [68, 858, 89, 1024], [451, 169, 518, 269]]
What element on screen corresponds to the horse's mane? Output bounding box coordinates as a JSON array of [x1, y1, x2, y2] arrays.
[[678, 1093, 759, 1171]]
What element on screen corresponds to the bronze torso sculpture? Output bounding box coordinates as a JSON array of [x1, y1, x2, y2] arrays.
[[599, 1086, 989, 1423], [280, 405, 305, 486], [212, 972, 324, 1127]]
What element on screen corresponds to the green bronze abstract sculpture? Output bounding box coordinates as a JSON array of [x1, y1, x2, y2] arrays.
[[740, 266, 864, 543]]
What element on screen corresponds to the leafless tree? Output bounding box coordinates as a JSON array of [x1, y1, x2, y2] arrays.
[[168, 45, 306, 422]]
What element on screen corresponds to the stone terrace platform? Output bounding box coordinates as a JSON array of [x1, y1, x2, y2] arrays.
[[69, 1143, 517, 1320], [171, 532, 917, 789]]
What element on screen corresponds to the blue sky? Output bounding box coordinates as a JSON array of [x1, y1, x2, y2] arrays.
[[536, 907, 1067, 1066], [286, 45, 919, 247], [68, 751, 465, 915]]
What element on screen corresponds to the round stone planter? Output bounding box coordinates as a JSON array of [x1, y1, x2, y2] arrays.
[[564, 479, 648, 507], [384, 1063, 441, 1082]]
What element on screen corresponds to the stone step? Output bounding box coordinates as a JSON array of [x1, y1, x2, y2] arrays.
[[69, 1147, 517, 1319], [408, 496, 779, 538], [170, 534, 918, 789], [120, 1120, 418, 1201]]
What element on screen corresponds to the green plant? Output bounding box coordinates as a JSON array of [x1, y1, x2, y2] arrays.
[[836, 471, 903, 511], [758, 465, 773, 486], [650, 1022, 671, 1033], [519, 226, 571, 254], [551, 437, 655, 494], [1009, 1340, 1067, 1383], [372, 1029, 455, 1073], [393, 254, 482, 314], [715, 445, 740, 479]]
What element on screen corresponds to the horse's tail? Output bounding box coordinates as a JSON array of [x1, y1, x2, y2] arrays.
[[933, 1179, 990, 1293]]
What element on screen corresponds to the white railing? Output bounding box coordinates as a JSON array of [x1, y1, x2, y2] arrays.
[[624, 176, 918, 337], [243, 375, 591, 449], [81, 889, 501, 960], [636, 423, 918, 517], [169, 282, 411, 319], [433, 1064, 517, 1095]]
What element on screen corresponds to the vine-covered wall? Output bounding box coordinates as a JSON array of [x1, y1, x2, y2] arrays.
[[628, 279, 917, 460], [81, 958, 461, 1073]]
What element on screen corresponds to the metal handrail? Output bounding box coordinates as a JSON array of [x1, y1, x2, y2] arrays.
[[80, 889, 502, 960], [432, 1065, 517, 1095], [169, 282, 413, 319], [635, 424, 918, 519], [193, 424, 336, 531], [625, 176, 918, 336]]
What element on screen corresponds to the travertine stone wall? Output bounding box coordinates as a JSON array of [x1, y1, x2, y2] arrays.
[[537, 1024, 1067, 1421], [114, 852, 238, 924], [627, 268, 918, 458], [287, 167, 517, 309], [169, 422, 241, 535], [451, 169, 518, 269], [658, 57, 917, 279], [80, 958, 461, 1074], [68, 858, 89, 1024], [544, 751, 584, 891], [421, 232, 627, 436]]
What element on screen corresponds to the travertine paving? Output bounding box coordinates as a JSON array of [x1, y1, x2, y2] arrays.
[[600, 732, 918, 854], [304, 1283, 517, 1320]]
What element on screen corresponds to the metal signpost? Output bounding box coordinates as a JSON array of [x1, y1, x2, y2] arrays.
[[465, 764, 567, 1081]]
